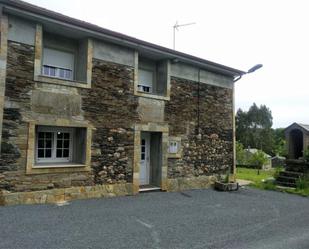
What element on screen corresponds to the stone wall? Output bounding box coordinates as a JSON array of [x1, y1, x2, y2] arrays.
[[0, 40, 234, 204], [165, 77, 233, 179], [0, 42, 35, 187], [81, 60, 139, 184], [0, 41, 137, 193]]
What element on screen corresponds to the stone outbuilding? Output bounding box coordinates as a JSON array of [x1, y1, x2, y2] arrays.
[[285, 123, 309, 159], [0, 0, 245, 205]]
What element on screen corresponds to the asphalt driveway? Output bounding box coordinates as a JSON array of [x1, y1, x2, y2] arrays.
[[1, 187, 309, 249]]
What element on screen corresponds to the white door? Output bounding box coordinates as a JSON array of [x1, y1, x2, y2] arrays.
[[140, 133, 150, 185]]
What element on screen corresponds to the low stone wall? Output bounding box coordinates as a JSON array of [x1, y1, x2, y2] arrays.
[[166, 175, 217, 192], [0, 176, 219, 205], [0, 183, 133, 206]]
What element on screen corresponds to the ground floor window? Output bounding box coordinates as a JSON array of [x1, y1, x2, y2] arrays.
[[35, 126, 86, 166]]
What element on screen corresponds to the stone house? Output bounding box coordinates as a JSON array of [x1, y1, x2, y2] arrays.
[[0, 0, 244, 205], [285, 123, 309, 159]]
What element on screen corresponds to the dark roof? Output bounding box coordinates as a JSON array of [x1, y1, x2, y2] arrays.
[[285, 122, 309, 134], [297, 123, 309, 132], [0, 0, 245, 77]]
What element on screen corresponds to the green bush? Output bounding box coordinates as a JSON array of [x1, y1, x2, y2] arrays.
[[273, 166, 283, 179], [236, 142, 246, 165], [263, 181, 276, 190], [248, 150, 268, 169], [303, 146, 309, 162], [296, 177, 309, 190]]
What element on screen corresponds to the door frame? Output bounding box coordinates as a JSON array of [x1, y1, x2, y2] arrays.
[[140, 132, 151, 186], [133, 123, 169, 194]]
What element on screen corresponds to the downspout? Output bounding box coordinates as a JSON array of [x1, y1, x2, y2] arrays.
[[0, 6, 8, 153], [231, 73, 242, 180], [196, 68, 201, 140]]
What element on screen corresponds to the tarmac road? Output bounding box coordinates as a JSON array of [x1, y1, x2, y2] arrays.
[[0, 187, 309, 249]]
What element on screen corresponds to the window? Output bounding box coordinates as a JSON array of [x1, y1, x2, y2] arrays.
[[35, 126, 87, 166], [135, 57, 169, 99], [36, 126, 73, 163], [141, 139, 146, 160], [42, 48, 74, 80], [138, 69, 153, 93], [169, 141, 179, 154], [33, 26, 93, 87]]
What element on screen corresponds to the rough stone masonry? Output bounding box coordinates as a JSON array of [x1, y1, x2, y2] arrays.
[[0, 41, 233, 205]]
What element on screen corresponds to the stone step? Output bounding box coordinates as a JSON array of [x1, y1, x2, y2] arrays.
[[276, 180, 296, 188], [279, 171, 303, 178], [276, 175, 297, 184], [285, 167, 308, 173]]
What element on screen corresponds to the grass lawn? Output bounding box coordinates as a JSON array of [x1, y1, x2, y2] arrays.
[[236, 167, 309, 196], [236, 167, 275, 185]]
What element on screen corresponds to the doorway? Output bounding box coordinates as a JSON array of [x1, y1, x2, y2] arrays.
[[289, 129, 303, 159], [140, 132, 150, 185], [139, 132, 162, 189]]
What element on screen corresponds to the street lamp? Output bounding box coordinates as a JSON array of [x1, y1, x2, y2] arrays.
[[230, 63, 263, 184], [233, 64, 263, 82]]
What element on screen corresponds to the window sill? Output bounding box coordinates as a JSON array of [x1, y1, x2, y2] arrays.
[[26, 163, 90, 175], [34, 75, 91, 89], [134, 90, 170, 101], [33, 163, 86, 169]]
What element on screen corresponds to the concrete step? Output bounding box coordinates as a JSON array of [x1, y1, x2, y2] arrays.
[[276, 181, 296, 188], [139, 186, 161, 193], [276, 176, 297, 184], [279, 171, 303, 178]]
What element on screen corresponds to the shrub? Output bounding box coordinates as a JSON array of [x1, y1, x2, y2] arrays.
[[303, 146, 309, 162], [236, 142, 246, 165], [248, 150, 268, 169], [273, 166, 283, 179], [296, 177, 309, 190], [263, 181, 276, 190]]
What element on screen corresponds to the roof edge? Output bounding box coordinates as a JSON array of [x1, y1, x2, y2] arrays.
[[0, 0, 245, 77]]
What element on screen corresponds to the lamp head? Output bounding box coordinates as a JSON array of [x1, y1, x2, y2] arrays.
[[247, 64, 263, 74]]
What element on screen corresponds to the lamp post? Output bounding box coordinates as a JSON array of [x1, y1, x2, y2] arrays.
[[233, 64, 263, 82], [231, 64, 263, 182]]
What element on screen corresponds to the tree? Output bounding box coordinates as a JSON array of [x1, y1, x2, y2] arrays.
[[236, 141, 246, 165], [272, 128, 287, 157], [248, 150, 269, 170], [236, 103, 274, 155]]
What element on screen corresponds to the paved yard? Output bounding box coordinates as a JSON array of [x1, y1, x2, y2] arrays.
[[1, 187, 309, 249]]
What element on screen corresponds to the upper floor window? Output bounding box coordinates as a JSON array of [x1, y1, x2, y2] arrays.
[[136, 57, 170, 99], [42, 48, 74, 81], [138, 69, 153, 93], [34, 25, 92, 88]]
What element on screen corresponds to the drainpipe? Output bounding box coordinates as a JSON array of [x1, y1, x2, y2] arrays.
[[196, 68, 202, 140]]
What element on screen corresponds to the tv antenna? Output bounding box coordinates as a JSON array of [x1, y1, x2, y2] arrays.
[[173, 21, 196, 50]]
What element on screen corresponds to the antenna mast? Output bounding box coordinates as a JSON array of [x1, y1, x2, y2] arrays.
[[173, 21, 196, 50]]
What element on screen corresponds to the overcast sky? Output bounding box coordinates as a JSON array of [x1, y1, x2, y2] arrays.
[[25, 0, 309, 128]]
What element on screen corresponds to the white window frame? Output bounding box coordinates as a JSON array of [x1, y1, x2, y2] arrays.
[[42, 65, 73, 81], [42, 47, 75, 81], [35, 126, 73, 164], [138, 68, 154, 93]]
